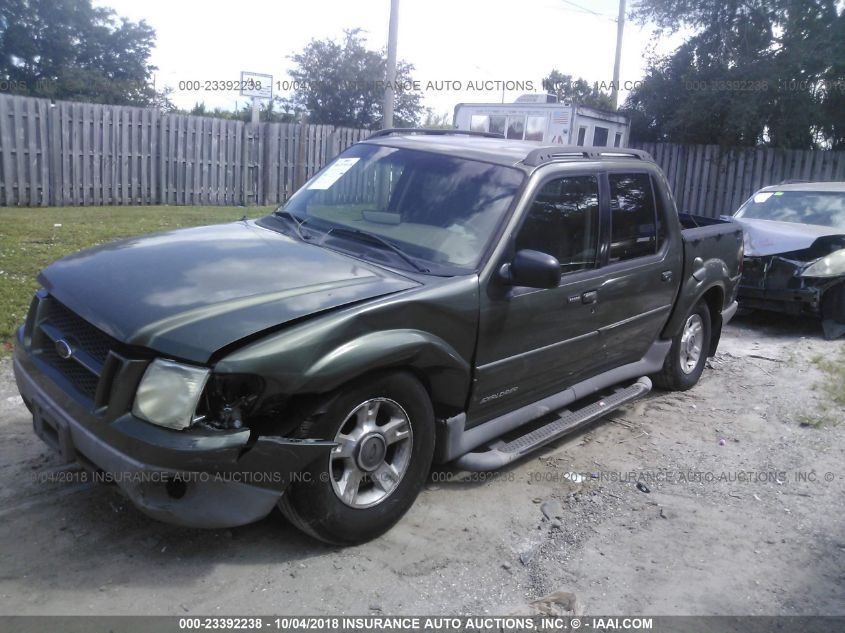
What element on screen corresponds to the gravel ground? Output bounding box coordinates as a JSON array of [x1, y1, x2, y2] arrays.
[[0, 312, 843, 616]]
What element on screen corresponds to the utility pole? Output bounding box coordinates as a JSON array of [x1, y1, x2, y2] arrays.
[[610, 0, 626, 110], [251, 97, 259, 125], [383, 0, 400, 129]]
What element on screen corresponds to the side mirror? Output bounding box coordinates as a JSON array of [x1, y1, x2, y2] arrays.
[[502, 249, 561, 288]]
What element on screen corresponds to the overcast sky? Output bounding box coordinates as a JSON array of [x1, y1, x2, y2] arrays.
[[96, 0, 686, 118]]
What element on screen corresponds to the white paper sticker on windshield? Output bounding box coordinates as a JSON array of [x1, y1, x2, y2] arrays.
[[753, 192, 774, 204], [308, 158, 360, 190]]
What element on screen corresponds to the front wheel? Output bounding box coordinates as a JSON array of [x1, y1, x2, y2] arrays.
[[279, 372, 435, 545], [652, 301, 712, 391], [821, 283, 845, 340]]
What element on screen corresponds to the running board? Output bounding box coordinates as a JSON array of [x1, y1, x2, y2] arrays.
[[453, 377, 652, 471]]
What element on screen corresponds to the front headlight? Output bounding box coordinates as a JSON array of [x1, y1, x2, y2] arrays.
[[801, 249, 845, 278], [132, 359, 210, 430]]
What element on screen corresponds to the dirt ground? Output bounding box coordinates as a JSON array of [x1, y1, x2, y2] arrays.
[[0, 312, 843, 616]]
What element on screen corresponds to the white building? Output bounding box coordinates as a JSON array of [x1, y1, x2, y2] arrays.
[[453, 94, 630, 147]]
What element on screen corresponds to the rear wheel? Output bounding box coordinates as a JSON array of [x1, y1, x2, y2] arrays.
[[279, 372, 434, 545], [652, 301, 712, 391]]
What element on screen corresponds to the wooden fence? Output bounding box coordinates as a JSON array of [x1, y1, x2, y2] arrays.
[[0, 94, 369, 207], [3, 92, 845, 212], [632, 141, 845, 218]]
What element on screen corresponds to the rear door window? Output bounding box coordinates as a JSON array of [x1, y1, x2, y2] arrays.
[[608, 173, 660, 262]]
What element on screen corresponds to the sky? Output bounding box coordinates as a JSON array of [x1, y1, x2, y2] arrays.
[[95, 0, 687, 119]]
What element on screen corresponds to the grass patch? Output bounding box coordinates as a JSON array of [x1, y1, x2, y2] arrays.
[[797, 412, 841, 429], [0, 205, 273, 356], [812, 349, 845, 408], [806, 348, 845, 427]]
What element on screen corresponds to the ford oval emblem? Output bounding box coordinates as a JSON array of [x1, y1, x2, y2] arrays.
[[55, 339, 73, 360]]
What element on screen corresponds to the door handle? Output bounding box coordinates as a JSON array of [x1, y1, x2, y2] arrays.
[[661, 270, 673, 282], [581, 290, 598, 304]]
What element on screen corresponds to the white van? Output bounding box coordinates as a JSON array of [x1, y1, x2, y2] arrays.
[[453, 96, 630, 147]]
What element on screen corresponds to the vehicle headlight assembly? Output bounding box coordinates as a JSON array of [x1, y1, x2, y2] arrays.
[[801, 249, 845, 278], [132, 359, 210, 430]]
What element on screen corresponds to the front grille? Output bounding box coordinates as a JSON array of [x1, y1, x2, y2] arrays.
[[39, 347, 102, 397], [30, 296, 122, 403], [43, 301, 112, 365]]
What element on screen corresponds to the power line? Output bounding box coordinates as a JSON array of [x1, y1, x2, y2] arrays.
[[558, 0, 617, 21]]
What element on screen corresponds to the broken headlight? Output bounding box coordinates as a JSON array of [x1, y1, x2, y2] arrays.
[[192, 374, 262, 430], [132, 359, 210, 430], [801, 249, 845, 278]]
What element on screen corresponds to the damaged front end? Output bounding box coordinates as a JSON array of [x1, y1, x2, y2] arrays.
[[13, 291, 335, 528], [739, 234, 845, 338]]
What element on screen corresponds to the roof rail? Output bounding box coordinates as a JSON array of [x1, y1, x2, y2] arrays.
[[522, 146, 653, 167], [368, 128, 505, 140]]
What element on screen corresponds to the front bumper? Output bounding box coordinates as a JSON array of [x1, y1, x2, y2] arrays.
[[14, 345, 334, 529], [738, 256, 842, 316], [738, 279, 821, 315]]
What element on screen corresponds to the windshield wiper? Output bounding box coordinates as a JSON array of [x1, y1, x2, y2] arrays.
[[272, 209, 315, 241], [324, 226, 430, 273]]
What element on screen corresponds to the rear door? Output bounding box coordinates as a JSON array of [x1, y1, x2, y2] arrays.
[[596, 171, 682, 368]]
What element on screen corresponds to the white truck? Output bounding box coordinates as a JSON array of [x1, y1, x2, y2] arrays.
[[453, 94, 630, 147]]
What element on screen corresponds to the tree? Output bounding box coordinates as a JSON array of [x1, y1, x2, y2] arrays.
[[0, 0, 163, 106], [623, 0, 844, 149], [280, 30, 423, 128], [182, 99, 301, 123], [421, 109, 451, 129], [541, 70, 614, 110]]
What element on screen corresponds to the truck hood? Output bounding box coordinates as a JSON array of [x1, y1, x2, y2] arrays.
[[38, 221, 419, 362], [733, 217, 845, 257]]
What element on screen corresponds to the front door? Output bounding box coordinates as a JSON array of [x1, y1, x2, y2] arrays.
[[470, 173, 607, 423]]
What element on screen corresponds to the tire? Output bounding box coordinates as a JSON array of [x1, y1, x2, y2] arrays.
[[278, 372, 435, 545], [821, 283, 845, 340], [652, 300, 712, 391]]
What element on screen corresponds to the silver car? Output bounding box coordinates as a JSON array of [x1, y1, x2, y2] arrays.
[[732, 182, 845, 339]]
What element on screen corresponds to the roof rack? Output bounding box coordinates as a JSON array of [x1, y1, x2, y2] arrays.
[[522, 146, 653, 167], [368, 128, 505, 140]]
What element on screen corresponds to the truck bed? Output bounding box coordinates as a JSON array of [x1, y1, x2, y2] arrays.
[[662, 213, 743, 340]]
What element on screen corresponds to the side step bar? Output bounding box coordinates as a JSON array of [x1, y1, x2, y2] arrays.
[[453, 377, 652, 471]]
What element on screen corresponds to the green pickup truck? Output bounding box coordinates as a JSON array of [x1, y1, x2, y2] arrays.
[[13, 130, 743, 544]]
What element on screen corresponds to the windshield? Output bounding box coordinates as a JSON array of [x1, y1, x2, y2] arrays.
[[273, 143, 524, 272], [735, 190, 845, 229]]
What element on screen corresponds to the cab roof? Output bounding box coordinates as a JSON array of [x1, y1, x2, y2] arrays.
[[362, 129, 653, 171]]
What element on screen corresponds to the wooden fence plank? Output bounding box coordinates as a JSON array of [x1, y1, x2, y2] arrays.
[[0, 97, 10, 205], [13, 97, 26, 206]]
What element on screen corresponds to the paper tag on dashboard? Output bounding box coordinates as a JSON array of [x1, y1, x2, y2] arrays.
[[308, 158, 360, 190]]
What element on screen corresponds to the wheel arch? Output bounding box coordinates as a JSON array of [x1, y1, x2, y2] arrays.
[[701, 285, 725, 356], [662, 276, 727, 357], [293, 329, 471, 419]]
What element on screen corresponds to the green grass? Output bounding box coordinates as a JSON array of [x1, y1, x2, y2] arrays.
[[0, 205, 273, 356], [812, 348, 845, 409], [806, 348, 845, 427]]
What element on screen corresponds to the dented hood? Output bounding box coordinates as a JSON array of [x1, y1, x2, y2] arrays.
[[38, 221, 419, 362], [732, 217, 845, 257]]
